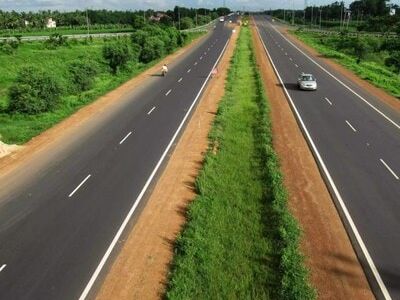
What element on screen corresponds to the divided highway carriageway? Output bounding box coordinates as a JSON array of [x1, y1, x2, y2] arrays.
[[254, 15, 400, 300], [0, 17, 235, 300]]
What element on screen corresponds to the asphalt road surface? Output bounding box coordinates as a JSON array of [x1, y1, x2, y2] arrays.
[[0, 19, 234, 300], [255, 15, 400, 300]]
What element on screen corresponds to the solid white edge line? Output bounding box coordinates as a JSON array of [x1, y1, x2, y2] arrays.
[[119, 131, 132, 145], [147, 106, 156, 115], [178, 77, 183, 83], [78, 37, 231, 300], [187, 69, 191, 73], [324, 97, 333, 105], [200, 56, 203, 60], [346, 120, 357, 132], [166, 89, 172, 96], [68, 174, 91, 198], [270, 22, 400, 131], [0, 264, 6, 272], [380, 159, 399, 180], [255, 20, 392, 300]]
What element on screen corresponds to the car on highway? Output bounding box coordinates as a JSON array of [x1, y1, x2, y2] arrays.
[[219, 17, 225, 22], [297, 73, 317, 90]]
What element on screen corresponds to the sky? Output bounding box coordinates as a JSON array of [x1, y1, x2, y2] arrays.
[[0, 0, 399, 12]]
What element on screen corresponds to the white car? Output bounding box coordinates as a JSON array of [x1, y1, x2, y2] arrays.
[[297, 73, 317, 91], [219, 17, 225, 22]]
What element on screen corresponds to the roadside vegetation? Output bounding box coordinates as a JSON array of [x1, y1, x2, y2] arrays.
[[293, 29, 400, 98], [166, 26, 315, 299], [0, 23, 202, 144], [0, 7, 230, 38]]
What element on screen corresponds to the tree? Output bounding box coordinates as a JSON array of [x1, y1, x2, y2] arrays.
[[352, 37, 370, 63], [68, 59, 98, 92], [140, 37, 165, 63], [8, 66, 62, 114], [180, 17, 194, 29], [131, 29, 149, 47], [385, 51, 400, 74], [102, 40, 132, 74]]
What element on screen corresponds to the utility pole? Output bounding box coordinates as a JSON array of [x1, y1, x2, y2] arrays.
[[340, 1, 343, 31], [195, 9, 198, 27], [311, 5, 313, 28], [319, 6, 322, 28], [292, 0, 295, 25], [143, 11, 145, 23], [86, 8, 90, 36], [284, 8, 286, 22], [178, 7, 181, 30]]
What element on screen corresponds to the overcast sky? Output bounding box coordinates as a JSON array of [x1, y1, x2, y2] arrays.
[[1, 0, 399, 12]]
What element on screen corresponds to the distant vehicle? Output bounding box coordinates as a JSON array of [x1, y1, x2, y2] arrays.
[[219, 17, 225, 22], [297, 73, 317, 90]]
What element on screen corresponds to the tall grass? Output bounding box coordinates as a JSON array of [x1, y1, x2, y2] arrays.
[[166, 27, 315, 299], [0, 32, 203, 144], [293, 30, 400, 98]]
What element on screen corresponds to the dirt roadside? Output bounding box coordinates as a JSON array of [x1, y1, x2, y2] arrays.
[[95, 26, 239, 300], [251, 22, 375, 299], [0, 33, 208, 175]]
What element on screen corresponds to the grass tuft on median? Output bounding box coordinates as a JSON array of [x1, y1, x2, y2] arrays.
[[166, 26, 315, 300]]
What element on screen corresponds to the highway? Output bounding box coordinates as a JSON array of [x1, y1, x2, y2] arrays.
[[0, 19, 233, 299], [254, 15, 400, 300]]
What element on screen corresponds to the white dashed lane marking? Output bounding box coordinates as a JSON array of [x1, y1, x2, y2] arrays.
[[324, 97, 333, 105], [119, 132, 132, 145], [345, 120, 357, 132], [69, 175, 91, 198], [380, 159, 399, 180]]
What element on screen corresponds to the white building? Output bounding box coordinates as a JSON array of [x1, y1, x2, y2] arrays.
[[46, 18, 57, 28], [389, 8, 396, 16]]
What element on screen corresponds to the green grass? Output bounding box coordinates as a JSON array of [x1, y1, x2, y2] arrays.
[[0, 26, 133, 37], [0, 32, 204, 144], [166, 27, 315, 300], [293, 30, 400, 98]]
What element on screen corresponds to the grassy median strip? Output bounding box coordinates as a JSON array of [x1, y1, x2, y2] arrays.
[[166, 27, 315, 299]]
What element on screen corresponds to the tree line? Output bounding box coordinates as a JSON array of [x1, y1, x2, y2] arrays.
[[0, 7, 230, 30], [269, 0, 400, 32]]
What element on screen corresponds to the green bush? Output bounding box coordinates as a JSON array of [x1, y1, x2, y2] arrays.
[[180, 17, 194, 30], [68, 58, 99, 92], [45, 33, 68, 49], [140, 37, 165, 63], [0, 42, 14, 54], [385, 51, 400, 74], [8, 66, 62, 114], [131, 29, 149, 47], [102, 40, 132, 73]]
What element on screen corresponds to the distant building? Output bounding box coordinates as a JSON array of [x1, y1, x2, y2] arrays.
[[389, 8, 396, 16], [46, 18, 56, 28], [149, 12, 168, 22], [24, 20, 30, 27]]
